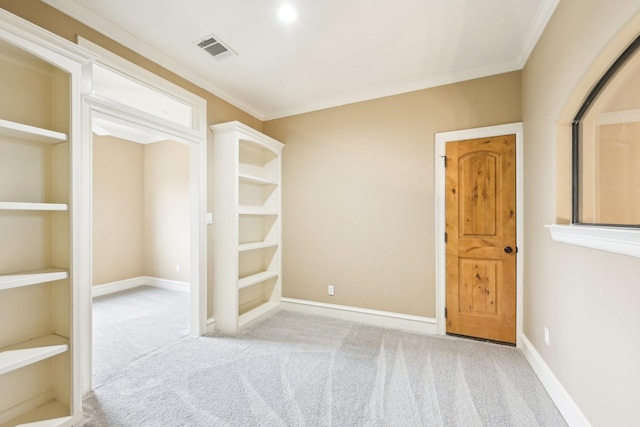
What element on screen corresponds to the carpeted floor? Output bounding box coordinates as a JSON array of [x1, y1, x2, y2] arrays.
[[82, 287, 567, 426]]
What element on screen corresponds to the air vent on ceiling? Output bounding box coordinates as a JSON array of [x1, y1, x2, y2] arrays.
[[195, 34, 237, 61]]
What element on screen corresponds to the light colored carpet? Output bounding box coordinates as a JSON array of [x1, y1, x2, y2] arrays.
[[82, 287, 567, 426]]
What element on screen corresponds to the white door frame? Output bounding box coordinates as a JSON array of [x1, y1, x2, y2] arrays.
[[434, 122, 524, 347], [78, 41, 208, 394]]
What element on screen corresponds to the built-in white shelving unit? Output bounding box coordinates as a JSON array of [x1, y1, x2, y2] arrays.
[[211, 121, 284, 333], [0, 9, 93, 427]]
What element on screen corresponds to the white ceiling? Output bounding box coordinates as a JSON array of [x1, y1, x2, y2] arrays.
[[43, 0, 559, 120]]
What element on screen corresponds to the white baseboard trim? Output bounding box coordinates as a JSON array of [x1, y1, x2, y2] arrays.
[[143, 276, 190, 292], [92, 277, 145, 297], [520, 334, 591, 427], [92, 276, 189, 298], [206, 317, 216, 334], [281, 297, 437, 335]]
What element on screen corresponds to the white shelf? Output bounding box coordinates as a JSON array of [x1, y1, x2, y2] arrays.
[[238, 271, 278, 290], [0, 334, 69, 376], [238, 301, 280, 329], [212, 121, 283, 334], [238, 241, 279, 252], [0, 269, 69, 292], [0, 119, 67, 144], [238, 206, 278, 216], [0, 202, 68, 211], [2, 401, 71, 427], [238, 173, 277, 186]]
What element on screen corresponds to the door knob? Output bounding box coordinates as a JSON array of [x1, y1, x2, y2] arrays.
[[504, 246, 513, 254]]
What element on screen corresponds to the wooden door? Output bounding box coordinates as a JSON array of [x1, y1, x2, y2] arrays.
[[445, 134, 516, 344]]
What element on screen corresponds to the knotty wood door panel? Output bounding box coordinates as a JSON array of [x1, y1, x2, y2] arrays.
[[445, 134, 516, 344]]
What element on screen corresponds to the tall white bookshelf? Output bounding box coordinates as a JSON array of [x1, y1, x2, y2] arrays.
[[0, 10, 93, 427], [211, 121, 284, 333]]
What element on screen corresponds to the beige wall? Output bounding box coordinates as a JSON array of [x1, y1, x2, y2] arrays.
[[522, 1, 640, 425], [143, 140, 190, 282], [264, 71, 522, 317], [93, 135, 144, 285], [93, 137, 190, 285]]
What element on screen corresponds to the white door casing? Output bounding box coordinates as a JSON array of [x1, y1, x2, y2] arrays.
[[79, 38, 208, 394]]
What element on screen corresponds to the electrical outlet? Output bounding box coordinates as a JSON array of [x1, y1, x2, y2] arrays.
[[544, 327, 550, 346], [176, 265, 181, 273], [328, 285, 335, 296]]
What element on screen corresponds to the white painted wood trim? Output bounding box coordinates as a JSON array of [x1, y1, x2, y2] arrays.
[[435, 123, 524, 346], [281, 298, 437, 335], [0, 118, 67, 143], [0, 335, 68, 376], [0, 268, 68, 291], [42, 1, 262, 119], [91, 276, 190, 298], [238, 271, 279, 290], [546, 224, 640, 258], [80, 43, 208, 393], [516, 0, 560, 66], [205, 318, 216, 335], [0, 202, 68, 211], [520, 334, 592, 427], [91, 277, 145, 298], [143, 277, 190, 292]]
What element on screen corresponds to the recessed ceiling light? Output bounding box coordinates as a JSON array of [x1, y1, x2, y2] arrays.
[[278, 5, 297, 23]]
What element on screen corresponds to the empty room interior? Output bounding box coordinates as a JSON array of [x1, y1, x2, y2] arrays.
[[0, 0, 639, 426]]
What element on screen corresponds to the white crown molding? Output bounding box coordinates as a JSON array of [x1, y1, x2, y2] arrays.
[[546, 224, 640, 258], [0, 7, 95, 64], [517, 0, 561, 67], [41, 0, 264, 120], [264, 59, 521, 120], [42, 0, 555, 121]]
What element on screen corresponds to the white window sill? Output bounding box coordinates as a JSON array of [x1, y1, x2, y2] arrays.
[[546, 224, 640, 258]]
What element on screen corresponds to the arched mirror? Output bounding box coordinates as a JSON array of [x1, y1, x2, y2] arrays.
[[573, 34, 640, 226]]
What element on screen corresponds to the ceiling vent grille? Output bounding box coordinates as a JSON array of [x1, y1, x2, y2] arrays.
[[195, 34, 237, 61]]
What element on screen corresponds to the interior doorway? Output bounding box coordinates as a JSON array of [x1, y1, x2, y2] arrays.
[[78, 38, 208, 394], [435, 123, 524, 347]]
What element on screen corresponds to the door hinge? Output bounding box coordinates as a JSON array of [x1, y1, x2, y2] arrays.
[[441, 155, 448, 168], [444, 307, 448, 318], [444, 232, 448, 243]]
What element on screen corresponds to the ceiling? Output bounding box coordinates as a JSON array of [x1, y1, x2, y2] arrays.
[[43, 0, 559, 120]]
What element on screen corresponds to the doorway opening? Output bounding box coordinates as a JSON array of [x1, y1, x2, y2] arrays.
[[78, 38, 208, 393], [91, 126, 191, 386]]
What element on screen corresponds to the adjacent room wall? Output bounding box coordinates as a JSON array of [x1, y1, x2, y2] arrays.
[[264, 71, 522, 318], [143, 140, 190, 282], [93, 137, 190, 286], [92, 135, 144, 285], [522, 1, 640, 425]]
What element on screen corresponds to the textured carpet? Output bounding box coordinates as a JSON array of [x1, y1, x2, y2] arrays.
[[82, 288, 567, 426], [91, 286, 190, 388]]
